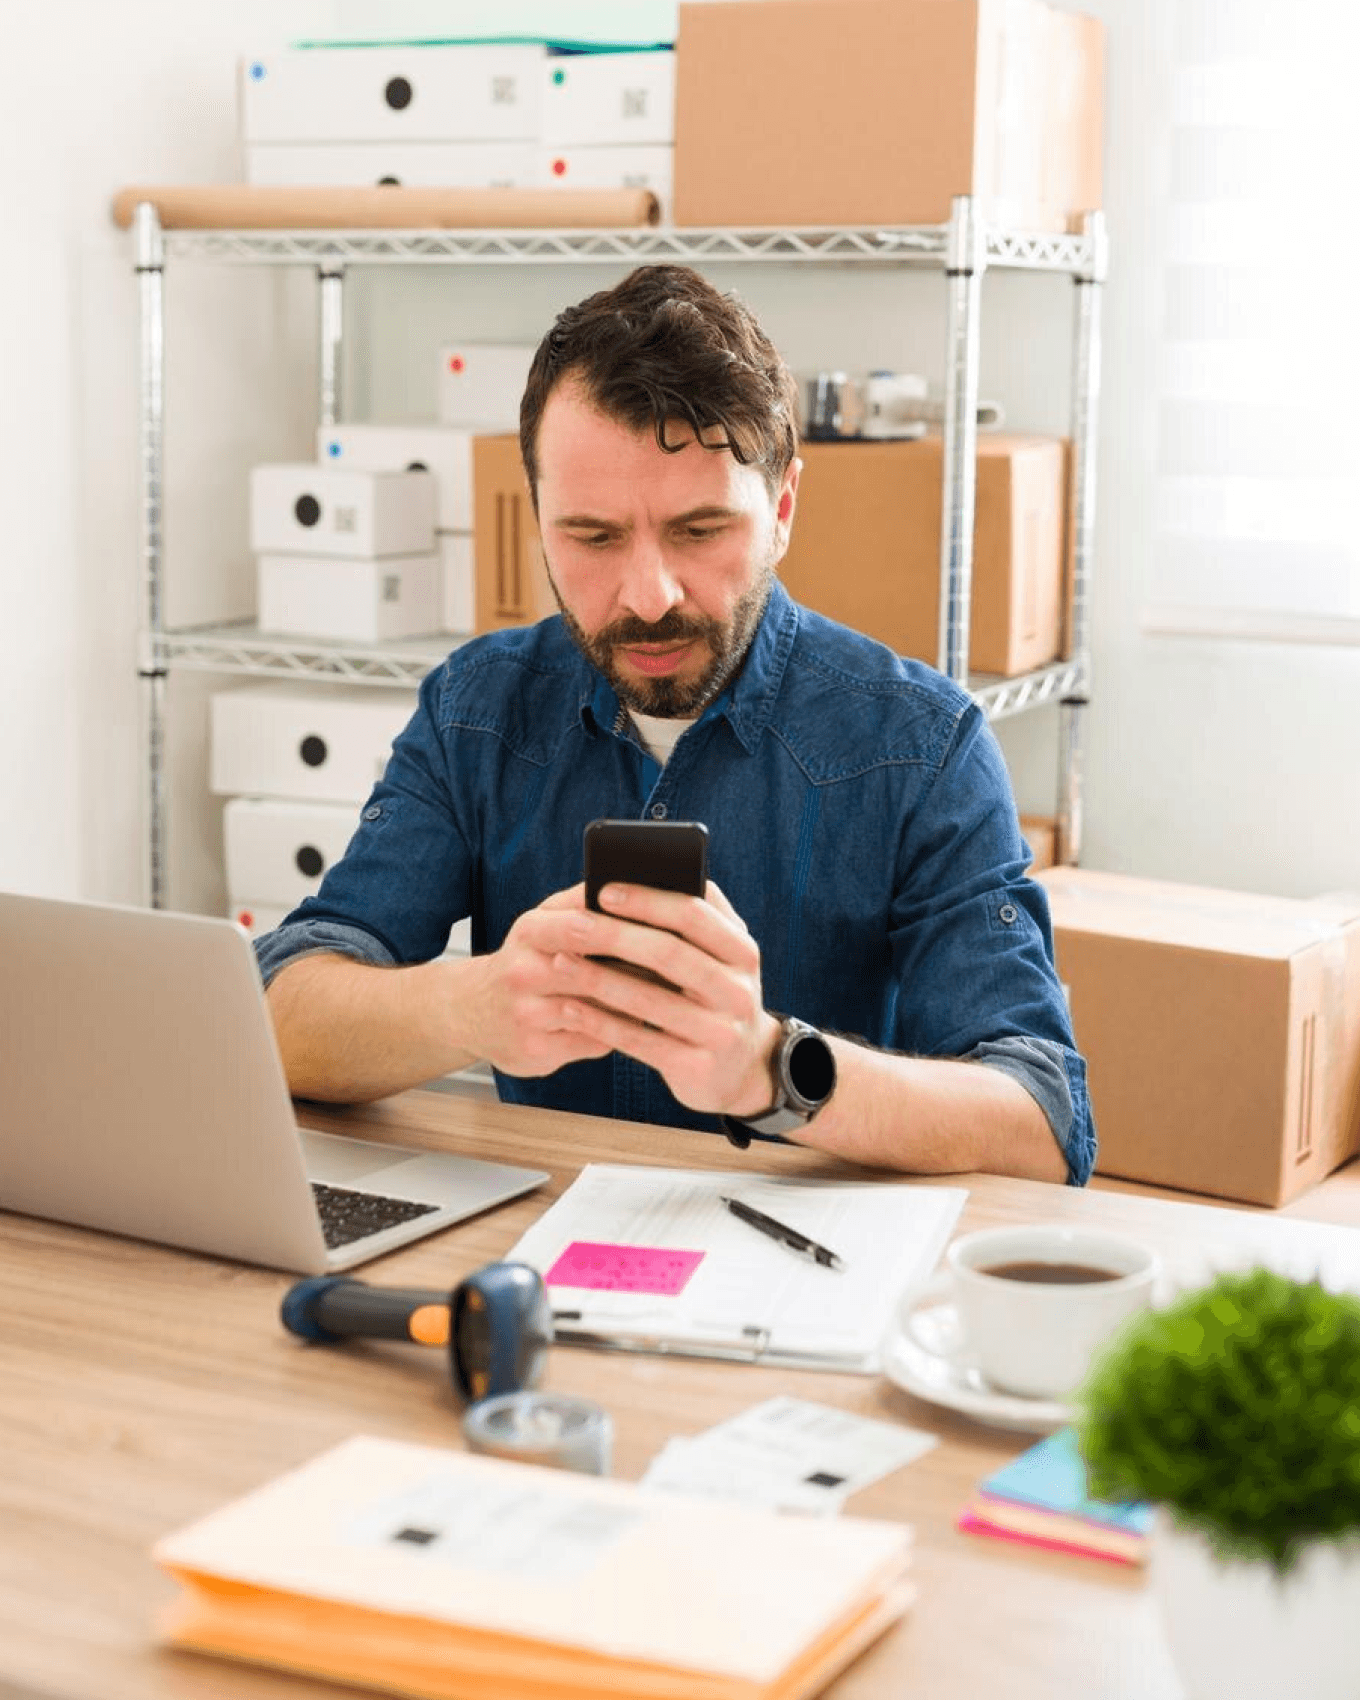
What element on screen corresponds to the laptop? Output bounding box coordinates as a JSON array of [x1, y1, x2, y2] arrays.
[[0, 891, 548, 1274]]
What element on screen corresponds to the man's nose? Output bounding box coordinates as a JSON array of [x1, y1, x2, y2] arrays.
[[617, 537, 684, 624]]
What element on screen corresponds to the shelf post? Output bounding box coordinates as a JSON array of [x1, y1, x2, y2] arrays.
[[134, 201, 167, 909], [938, 196, 985, 684], [1058, 209, 1108, 865], [318, 264, 346, 427]]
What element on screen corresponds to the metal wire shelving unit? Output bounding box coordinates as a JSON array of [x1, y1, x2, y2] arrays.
[[133, 198, 1106, 908]]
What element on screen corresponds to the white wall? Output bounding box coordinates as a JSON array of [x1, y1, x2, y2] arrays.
[[3, 0, 1357, 914]]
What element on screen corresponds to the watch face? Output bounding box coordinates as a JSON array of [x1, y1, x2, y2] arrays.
[[787, 1029, 836, 1108]]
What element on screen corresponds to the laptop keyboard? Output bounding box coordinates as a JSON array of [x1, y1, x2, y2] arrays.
[[311, 1181, 439, 1250]]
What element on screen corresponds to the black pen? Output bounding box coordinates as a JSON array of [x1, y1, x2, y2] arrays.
[[718, 1195, 846, 1271]]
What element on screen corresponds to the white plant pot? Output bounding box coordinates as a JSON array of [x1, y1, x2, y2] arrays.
[[1152, 1511, 1360, 1700]]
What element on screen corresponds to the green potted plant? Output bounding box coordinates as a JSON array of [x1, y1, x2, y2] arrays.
[[1075, 1267, 1360, 1700]]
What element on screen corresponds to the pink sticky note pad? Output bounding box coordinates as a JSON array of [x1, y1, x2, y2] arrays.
[[545, 1241, 705, 1296]]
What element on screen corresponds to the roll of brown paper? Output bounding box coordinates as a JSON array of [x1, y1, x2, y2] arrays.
[[110, 184, 661, 232]]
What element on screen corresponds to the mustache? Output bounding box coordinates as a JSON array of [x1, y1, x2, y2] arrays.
[[598, 610, 716, 646]]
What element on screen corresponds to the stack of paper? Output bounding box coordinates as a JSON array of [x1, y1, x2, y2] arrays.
[[642, 1396, 938, 1516], [506, 1164, 967, 1371], [957, 1427, 1150, 1566], [154, 1435, 915, 1700]]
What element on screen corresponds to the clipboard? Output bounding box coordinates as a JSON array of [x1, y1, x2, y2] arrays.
[[506, 1165, 967, 1372]]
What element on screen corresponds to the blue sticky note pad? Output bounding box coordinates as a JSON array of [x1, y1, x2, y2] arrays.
[[978, 1427, 1151, 1535]]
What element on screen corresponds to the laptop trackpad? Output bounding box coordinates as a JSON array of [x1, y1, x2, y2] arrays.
[[301, 1129, 436, 1189]]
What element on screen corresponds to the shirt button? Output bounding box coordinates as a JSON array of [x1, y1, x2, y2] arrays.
[[649, 802, 668, 820], [998, 902, 1018, 924], [363, 804, 382, 821]]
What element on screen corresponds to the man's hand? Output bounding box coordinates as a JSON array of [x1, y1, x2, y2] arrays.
[[543, 878, 781, 1118], [459, 884, 617, 1079]]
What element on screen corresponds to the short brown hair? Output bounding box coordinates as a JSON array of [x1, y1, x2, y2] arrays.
[[519, 264, 799, 501]]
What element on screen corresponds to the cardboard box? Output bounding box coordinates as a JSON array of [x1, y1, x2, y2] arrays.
[[1021, 814, 1059, 872], [317, 424, 474, 533], [257, 551, 443, 643], [224, 797, 359, 909], [249, 464, 436, 559], [672, 0, 1103, 232], [436, 343, 537, 431], [439, 532, 474, 634], [1038, 868, 1360, 1206], [780, 435, 1066, 676], [239, 44, 546, 144], [245, 141, 536, 189], [542, 50, 675, 146], [538, 145, 673, 220], [210, 682, 417, 804], [472, 434, 555, 633]]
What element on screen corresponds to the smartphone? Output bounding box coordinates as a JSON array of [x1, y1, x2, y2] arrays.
[[582, 819, 709, 988]]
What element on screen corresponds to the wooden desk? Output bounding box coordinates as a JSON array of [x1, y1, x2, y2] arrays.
[[5, 1092, 1360, 1700]]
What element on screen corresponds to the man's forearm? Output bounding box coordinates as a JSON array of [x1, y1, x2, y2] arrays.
[[266, 952, 482, 1103], [794, 1037, 1071, 1184]]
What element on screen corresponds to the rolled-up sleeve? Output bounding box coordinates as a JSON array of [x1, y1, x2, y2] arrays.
[[890, 702, 1096, 1187], [254, 917, 398, 988]]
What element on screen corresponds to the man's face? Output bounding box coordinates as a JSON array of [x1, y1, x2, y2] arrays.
[[533, 379, 799, 717]]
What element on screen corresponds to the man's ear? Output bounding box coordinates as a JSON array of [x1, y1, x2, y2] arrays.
[[771, 456, 801, 563]]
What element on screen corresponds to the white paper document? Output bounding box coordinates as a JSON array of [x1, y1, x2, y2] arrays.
[[507, 1164, 968, 1371], [642, 1395, 939, 1514]]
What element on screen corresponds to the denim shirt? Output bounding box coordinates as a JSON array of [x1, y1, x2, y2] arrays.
[[256, 581, 1094, 1185]]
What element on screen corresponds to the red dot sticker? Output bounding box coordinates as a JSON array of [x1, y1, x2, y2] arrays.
[[552, 157, 568, 177], [236, 910, 254, 929], [449, 355, 465, 374]]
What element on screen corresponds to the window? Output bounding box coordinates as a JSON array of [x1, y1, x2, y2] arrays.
[[1142, 1, 1360, 644]]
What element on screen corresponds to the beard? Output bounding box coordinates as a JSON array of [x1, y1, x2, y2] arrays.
[[549, 557, 776, 718]]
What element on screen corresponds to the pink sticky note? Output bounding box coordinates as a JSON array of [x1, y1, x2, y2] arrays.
[[545, 1241, 705, 1296]]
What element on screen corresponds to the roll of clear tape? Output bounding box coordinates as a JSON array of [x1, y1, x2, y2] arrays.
[[462, 1391, 613, 1475]]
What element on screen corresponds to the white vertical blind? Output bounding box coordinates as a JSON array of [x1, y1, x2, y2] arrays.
[[1144, 1, 1360, 641]]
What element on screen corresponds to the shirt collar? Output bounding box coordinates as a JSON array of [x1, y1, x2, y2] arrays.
[[576, 579, 799, 754]]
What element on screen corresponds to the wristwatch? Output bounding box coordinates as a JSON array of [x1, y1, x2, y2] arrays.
[[720, 1017, 837, 1147]]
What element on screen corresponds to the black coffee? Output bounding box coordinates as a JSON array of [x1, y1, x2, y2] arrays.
[[982, 1260, 1123, 1285]]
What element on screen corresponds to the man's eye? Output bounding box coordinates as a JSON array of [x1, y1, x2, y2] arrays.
[[681, 525, 723, 542], [572, 531, 614, 548]]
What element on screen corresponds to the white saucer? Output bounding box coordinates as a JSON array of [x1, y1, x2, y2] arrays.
[[881, 1302, 1073, 1435]]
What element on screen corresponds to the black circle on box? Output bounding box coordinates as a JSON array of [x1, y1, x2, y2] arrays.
[[377, 174, 401, 186], [406, 459, 429, 472], [299, 735, 328, 768], [385, 75, 413, 110], [294, 493, 321, 527], [295, 844, 325, 878]]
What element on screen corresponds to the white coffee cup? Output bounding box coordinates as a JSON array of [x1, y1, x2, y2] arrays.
[[899, 1223, 1160, 1401]]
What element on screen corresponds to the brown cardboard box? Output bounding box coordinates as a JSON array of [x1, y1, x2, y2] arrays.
[[1021, 815, 1059, 872], [673, 0, 1103, 232], [1038, 868, 1360, 1207], [472, 434, 555, 634], [780, 435, 1066, 675]]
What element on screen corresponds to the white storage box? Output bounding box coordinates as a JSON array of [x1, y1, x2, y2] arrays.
[[257, 551, 443, 643], [210, 681, 416, 803], [436, 343, 536, 430], [439, 533, 475, 634], [542, 51, 675, 146], [244, 140, 536, 189], [539, 145, 673, 218], [249, 464, 436, 559], [224, 797, 360, 909], [229, 901, 291, 939], [317, 423, 474, 532], [239, 44, 546, 144]]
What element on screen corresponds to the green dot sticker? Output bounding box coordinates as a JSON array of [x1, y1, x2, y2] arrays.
[[553, 68, 566, 85]]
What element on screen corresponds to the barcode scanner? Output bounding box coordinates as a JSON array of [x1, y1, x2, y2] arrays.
[[280, 1260, 553, 1404]]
